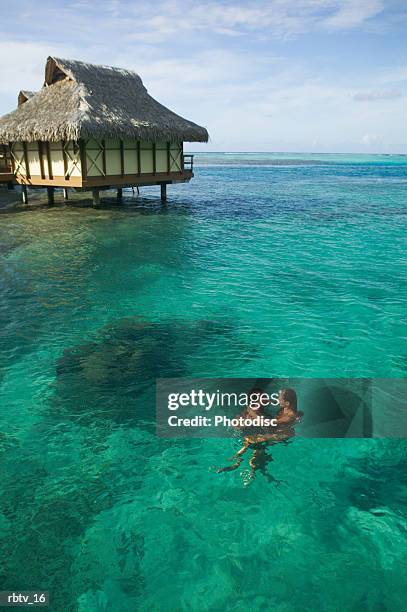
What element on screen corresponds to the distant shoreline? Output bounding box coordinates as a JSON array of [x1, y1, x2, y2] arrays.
[[187, 151, 407, 157]]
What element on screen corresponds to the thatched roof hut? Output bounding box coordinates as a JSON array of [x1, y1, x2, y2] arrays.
[[0, 57, 208, 203], [0, 57, 208, 144]]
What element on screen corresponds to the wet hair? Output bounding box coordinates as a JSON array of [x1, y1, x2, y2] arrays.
[[280, 388, 298, 410]]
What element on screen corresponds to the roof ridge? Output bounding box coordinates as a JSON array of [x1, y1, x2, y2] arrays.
[[50, 56, 141, 77]]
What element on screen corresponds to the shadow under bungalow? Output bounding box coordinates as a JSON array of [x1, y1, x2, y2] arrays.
[[0, 56, 209, 205]]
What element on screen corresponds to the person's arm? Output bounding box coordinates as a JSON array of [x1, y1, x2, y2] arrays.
[[276, 409, 297, 425]]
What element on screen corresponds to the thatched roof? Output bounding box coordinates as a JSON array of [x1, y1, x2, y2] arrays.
[[18, 90, 36, 107], [0, 57, 209, 143]]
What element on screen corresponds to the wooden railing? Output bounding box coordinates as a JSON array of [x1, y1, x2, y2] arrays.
[[183, 154, 194, 172]]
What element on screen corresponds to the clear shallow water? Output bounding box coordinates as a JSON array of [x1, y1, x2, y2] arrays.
[[0, 153, 406, 611]]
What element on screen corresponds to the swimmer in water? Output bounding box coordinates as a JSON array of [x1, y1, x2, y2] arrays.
[[217, 388, 303, 483]]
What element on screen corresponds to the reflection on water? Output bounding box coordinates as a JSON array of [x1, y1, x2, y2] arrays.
[[0, 155, 406, 611]]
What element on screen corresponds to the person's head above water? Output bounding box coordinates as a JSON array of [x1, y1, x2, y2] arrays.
[[279, 388, 298, 411]]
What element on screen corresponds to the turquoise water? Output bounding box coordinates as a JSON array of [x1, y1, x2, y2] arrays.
[[0, 153, 406, 611]]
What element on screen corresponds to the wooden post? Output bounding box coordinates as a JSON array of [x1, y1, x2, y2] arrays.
[[120, 140, 124, 177], [160, 183, 167, 202], [152, 143, 156, 175], [137, 141, 141, 175], [92, 188, 100, 207], [46, 142, 53, 179], [101, 139, 106, 176], [63, 188, 69, 200], [117, 188, 123, 200], [22, 142, 31, 179], [37, 141, 45, 179], [47, 187, 55, 206], [8, 142, 15, 176], [21, 184, 28, 205], [62, 140, 69, 180], [79, 139, 87, 179]]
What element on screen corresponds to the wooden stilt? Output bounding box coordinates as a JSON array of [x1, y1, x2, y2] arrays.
[[160, 183, 167, 202], [92, 188, 100, 207], [117, 188, 123, 200], [21, 184, 28, 205], [63, 188, 69, 200], [47, 187, 55, 206]]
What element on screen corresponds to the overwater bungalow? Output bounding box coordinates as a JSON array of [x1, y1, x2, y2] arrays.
[[0, 56, 208, 204]]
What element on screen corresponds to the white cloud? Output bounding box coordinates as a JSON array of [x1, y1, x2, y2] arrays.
[[323, 0, 384, 28], [121, 0, 387, 42], [353, 89, 403, 101], [377, 65, 407, 84], [361, 133, 382, 145], [0, 41, 78, 114], [20, 0, 384, 47], [0, 41, 81, 87]]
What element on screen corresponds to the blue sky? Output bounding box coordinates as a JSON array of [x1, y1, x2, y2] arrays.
[[1, 0, 407, 152]]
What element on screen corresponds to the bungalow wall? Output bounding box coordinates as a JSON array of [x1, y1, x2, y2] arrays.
[[85, 139, 183, 177], [10, 141, 81, 184], [9, 139, 184, 187]]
